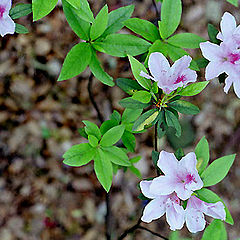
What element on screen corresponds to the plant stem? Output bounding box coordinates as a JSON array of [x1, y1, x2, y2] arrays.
[[138, 226, 168, 240], [152, 0, 160, 19]]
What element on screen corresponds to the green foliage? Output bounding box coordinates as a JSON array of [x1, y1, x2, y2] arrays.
[[32, 0, 58, 21], [132, 91, 152, 103], [202, 220, 227, 240], [167, 33, 206, 49], [83, 120, 101, 140], [152, 150, 160, 170], [196, 188, 234, 225], [90, 5, 109, 40], [165, 109, 181, 137], [159, 0, 182, 39], [195, 136, 210, 174], [226, 0, 238, 7], [201, 154, 236, 187], [122, 108, 143, 123], [119, 97, 151, 109], [122, 131, 136, 152], [88, 135, 99, 147], [9, 3, 32, 19], [58, 42, 92, 81], [208, 24, 221, 44], [93, 34, 151, 57], [178, 81, 209, 96], [116, 78, 144, 95], [175, 148, 185, 160], [168, 100, 200, 115], [124, 18, 160, 42], [15, 24, 29, 34]]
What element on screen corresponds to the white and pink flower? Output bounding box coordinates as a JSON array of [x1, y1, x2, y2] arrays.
[[140, 52, 197, 94], [0, 0, 15, 37]]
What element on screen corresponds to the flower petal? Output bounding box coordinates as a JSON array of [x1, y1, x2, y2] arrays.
[[205, 61, 225, 80], [148, 52, 170, 81], [0, 15, 15, 37], [179, 152, 197, 171], [139, 71, 155, 81], [157, 151, 179, 176], [140, 180, 159, 199], [224, 76, 233, 94], [233, 78, 240, 98], [171, 55, 192, 77], [150, 176, 176, 196], [200, 42, 222, 62], [175, 182, 193, 200], [186, 208, 206, 233], [203, 201, 226, 220], [141, 197, 167, 223], [220, 12, 236, 40], [166, 199, 185, 231], [1, 0, 12, 12]]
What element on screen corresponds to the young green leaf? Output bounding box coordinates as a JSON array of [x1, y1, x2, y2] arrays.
[[159, 0, 182, 39], [201, 154, 236, 187], [165, 109, 181, 137], [93, 34, 151, 57], [66, 0, 94, 22], [32, 0, 58, 21], [62, 0, 90, 40], [167, 33, 206, 49], [102, 5, 134, 37], [63, 143, 96, 166], [89, 50, 115, 86], [122, 131, 136, 152], [202, 219, 227, 240], [100, 120, 118, 135], [178, 81, 209, 96], [110, 110, 121, 124], [100, 125, 125, 147], [88, 135, 99, 147], [58, 42, 92, 81], [132, 109, 159, 132], [124, 18, 160, 42], [168, 100, 200, 115], [94, 148, 113, 192], [119, 97, 151, 109], [9, 3, 32, 19], [195, 136, 210, 174], [208, 24, 221, 44], [175, 148, 185, 160], [195, 58, 209, 69], [90, 5, 109, 40], [101, 146, 131, 166], [116, 78, 144, 95], [132, 90, 152, 103], [227, 0, 238, 7], [122, 108, 143, 123], [83, 120, 101, 140], [78, 127, 88, 138], [15, 24, 29, 34], [196, 188, 234, 225], [128, 55, 152, 90]]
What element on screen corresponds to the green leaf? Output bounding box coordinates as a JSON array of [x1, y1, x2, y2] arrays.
[[175, 148, 185, 160], [201, 154, 236, 187], [202, 219, 227, 240], [132, 90, 152, 103], [93, 34, 151, 57], [208, 24, 221, 44], [83, 120, 101, 140], [89, 50, 114, 86], [159, 0, 182, 39], [90, 5, 109, 40], [195, 58, 209, 69], [196, 188, 234, 225], [15, 24, 29, 34], [94, 148, 113, 192], [128, 55, 152, 90], [66, 0, 94, 22], [9, 3, 32, 19], [63, 143, 96, 166], [152, 150, 160, 169], [129, 165, 142, 178], [124, 18, 160, 42], [122, 108, 143, 123], [102, 5, 134, 37], [88, 135, 99, 147], [168, 100, 200, 115], [133, 109, 159, 131], [122, 131, 136, 152], [100, 125, 125, 147], [195, 136, 210, 174], [32, 0, 58, 21], [178, 81, 209, 96], [62, 0, 90, 40], [227, 0, 238, 7], [116, 78, 144, 95], [167, 33, 205, 49], [119, 97, 151, 109], [100, 120, 118, 135], [78, 127, 88, 138], [165, 109, 181, 137], [110, 110, 121, 123], [58, 42, 92, 81], [102, 146, 131, 166]]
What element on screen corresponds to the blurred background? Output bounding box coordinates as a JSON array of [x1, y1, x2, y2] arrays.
[[0, 0, 240, 239]]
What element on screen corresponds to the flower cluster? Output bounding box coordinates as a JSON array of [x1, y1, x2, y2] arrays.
[[0, 0, 15, 37], [140, 151, 226, 233], [200, 12, 240, 98]]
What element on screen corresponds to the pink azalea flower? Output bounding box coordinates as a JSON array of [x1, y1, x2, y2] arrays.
[[140, 180, 185, 231], [150, 151, 203, 200], [185, 195, 226, 233], [217, 12, 240, 47], [0, 0, 15, 37], [140, 52, 197, 94]]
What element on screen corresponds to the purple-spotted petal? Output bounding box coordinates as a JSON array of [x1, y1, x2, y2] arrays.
[[0, 15, 15, 37], [171, 55, 192, 77], [175, 182, 193, 200], [203, 201, 226, 220], [140, 180, 158, 199], [141, 197, 167, 223], [1, 0, 12, 11], [150, 176, 176, 196], [186, 208, 206, 233]]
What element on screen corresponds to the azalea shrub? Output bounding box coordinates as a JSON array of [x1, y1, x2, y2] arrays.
[[2, 0, 240, 239]]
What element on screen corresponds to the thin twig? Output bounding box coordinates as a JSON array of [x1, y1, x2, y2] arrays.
[[118, 218, 141, 240], [138, 226, 168, 240], [152, 0, 160, 19]]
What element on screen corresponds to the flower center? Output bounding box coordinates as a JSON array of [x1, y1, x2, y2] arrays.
[[0, 5, 5, 19], [174, 75, 186, 84], [185, 174, 196, 184], [228, 53, 240, 64]]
